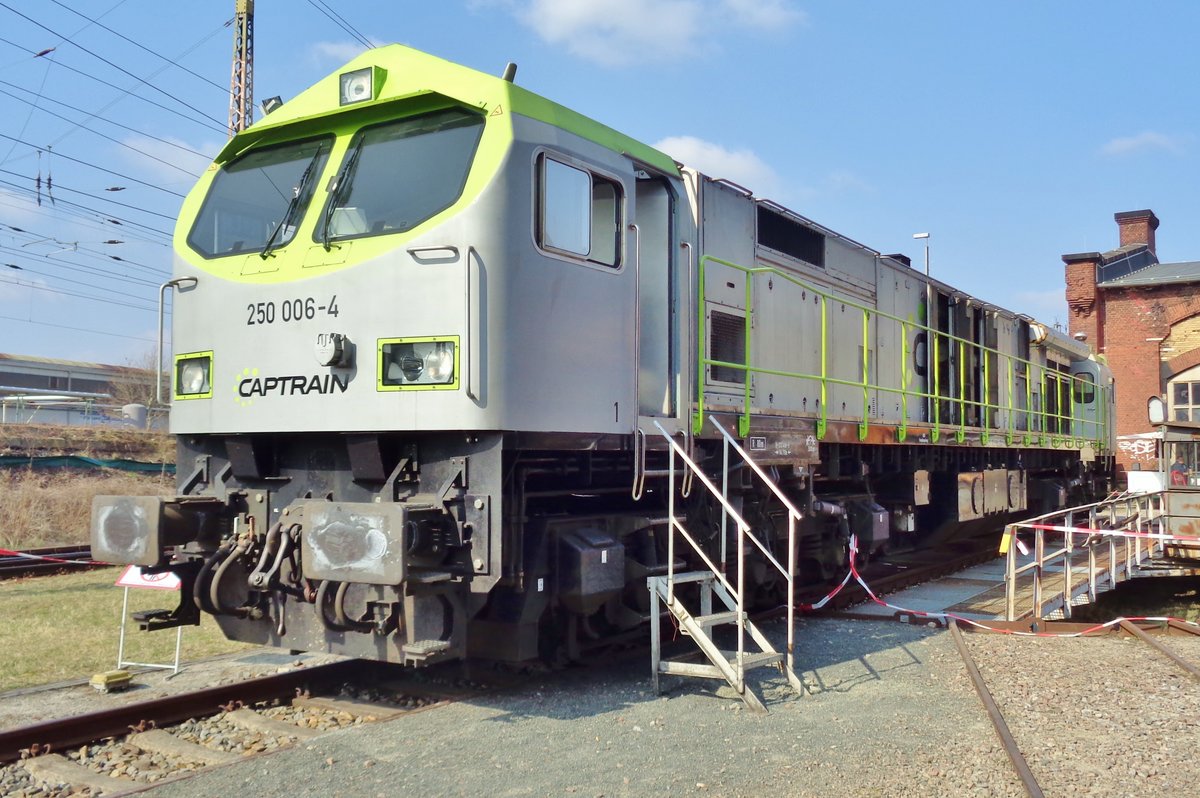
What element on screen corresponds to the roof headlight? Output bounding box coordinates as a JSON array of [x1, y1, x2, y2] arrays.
[[339, 66, 385, 106]]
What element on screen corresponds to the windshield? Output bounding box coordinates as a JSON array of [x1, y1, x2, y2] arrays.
[[315, 108, 484, 244], [187, 136, 333, 258]]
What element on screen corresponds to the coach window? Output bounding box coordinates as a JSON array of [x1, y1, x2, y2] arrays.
[[1072, 373, 1096, 404], [537, 155, 621, 268]]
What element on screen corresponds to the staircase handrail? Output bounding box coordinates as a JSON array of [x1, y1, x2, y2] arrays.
[[707, 415, 800, 581], [652, 420, 748, 602], [652, 419, 803, 701]]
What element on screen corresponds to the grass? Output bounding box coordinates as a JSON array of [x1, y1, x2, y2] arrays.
[[1, 423, 173, 462], [0, 568, 255, 692], [0, 469, 174, 550]]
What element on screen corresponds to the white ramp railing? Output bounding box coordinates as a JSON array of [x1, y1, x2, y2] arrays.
[[1003, 491, 1169, 621]]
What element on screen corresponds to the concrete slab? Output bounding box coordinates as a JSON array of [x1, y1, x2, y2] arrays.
[[23, 753, 131, 794]]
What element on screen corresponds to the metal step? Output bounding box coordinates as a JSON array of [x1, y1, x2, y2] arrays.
[[650, 570, 716, 588], [694, 610, 743, 627], [403, 639, 450, 658], [717, 650, 783, 669]]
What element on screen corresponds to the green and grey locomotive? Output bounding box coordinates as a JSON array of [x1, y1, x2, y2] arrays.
[[91, 45, 1114, 666]]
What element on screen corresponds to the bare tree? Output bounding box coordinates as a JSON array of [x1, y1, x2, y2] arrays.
[[104, 348, 162, 409]]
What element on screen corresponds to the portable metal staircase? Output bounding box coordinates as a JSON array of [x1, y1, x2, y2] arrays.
[[643, 417, 805, 712]]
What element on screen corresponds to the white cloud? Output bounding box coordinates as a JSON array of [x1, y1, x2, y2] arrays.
[[0, 187, 48, 229], [653, 135, 782, 196], [521, 0, 703, 66], [515, 0, 804, 66], [117, 135, 219, 187], [720, 0, 806, 29], [309, 40, 373, 65], [1100, 131, 1185, 157], [823, 169, 874, 195]]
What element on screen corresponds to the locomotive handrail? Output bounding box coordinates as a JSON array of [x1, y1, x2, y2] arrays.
[[693, 254, 1111, 450], [156, 276, 198, 405]]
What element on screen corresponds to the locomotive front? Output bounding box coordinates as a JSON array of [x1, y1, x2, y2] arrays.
[[90, 46, 661, 665]]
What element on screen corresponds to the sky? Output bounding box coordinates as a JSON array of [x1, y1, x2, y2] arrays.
[[1, 1, 1198, 368]]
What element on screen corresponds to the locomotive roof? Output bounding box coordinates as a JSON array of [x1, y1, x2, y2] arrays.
[[217, 44, 680, 176]]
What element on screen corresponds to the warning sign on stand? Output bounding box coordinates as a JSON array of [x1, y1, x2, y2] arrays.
[[114, 565, 181, 591]]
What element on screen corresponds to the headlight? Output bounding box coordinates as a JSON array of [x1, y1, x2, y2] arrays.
[[379, 337, 458, 390], [174, 352, 212, 399], [424, 344, 454, 382], [339, 66, 385, 106]]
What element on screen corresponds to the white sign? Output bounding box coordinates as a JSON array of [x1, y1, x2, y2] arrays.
[[115, 565, 181, 591]]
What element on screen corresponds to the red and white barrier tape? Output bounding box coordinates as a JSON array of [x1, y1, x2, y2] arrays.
[[800, 535, 1200, 639], [0, 547, 109, 566], [1023, 522, 1200, 543]]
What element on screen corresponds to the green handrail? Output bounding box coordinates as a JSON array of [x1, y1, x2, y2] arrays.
[[692, 254, 1111, 451]]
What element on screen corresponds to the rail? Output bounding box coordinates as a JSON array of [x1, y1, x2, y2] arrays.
[[693, 255, 1111, 450], [1002, 491, 1168, 621]]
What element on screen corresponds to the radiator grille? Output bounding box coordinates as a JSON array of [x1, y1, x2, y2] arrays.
[[709, 310, 746, 384]]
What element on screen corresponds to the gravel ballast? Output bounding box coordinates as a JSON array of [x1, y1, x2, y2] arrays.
[[138, 618, 1030, 797], [6, 617, 1200, 797]]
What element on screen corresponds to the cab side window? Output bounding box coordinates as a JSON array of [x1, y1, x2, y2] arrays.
[[537, 155, 621, 268]]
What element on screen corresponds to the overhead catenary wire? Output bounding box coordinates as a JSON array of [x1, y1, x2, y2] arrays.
[[0, 78, 210, 160], [0, 170, 178, 220], [5, 262, 158, 302], [0, 35, 228, 137], [0, 177, 173, 239], [0, 273, 157, 312], [302, 0, 373, 48], [44, 0, 230, 95], [0, 244, 165, 286], [44, 19, 233, 153], [0, 85, 204, 177], [0, 313, 161, 344], [0, 40, 54, 169], [0, 3, 228, 132], [1, 224, 170, 277], [0, 194, 171, 249], [0, 132, 185, 198]]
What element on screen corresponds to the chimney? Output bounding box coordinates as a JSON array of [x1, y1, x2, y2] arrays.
[[1063, 251, 1102, 352], [1114, 209, 1159, 256]]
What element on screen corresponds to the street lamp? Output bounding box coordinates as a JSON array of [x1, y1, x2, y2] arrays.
[[912, 232, 930, 276]]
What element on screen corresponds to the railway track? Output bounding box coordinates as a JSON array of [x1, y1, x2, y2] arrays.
[[949, 618, 1200, 798], [796, 534, 1003, 616], [0, 658, 498, 796], [0, 546, 106, 580]]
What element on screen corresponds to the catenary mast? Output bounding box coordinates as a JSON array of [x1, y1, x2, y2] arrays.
[[228, 0, 254, 135]]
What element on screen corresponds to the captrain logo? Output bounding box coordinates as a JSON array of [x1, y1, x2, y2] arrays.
[[234, 367, 258, 406], [234, 369, 349, 405]]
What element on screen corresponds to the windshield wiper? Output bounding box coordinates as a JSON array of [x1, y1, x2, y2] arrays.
[[260, 148, 323, 259], [321, 136, 365, 251]]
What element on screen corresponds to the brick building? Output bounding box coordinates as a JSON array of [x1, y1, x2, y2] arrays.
[[1064, 209, 1200, 473]]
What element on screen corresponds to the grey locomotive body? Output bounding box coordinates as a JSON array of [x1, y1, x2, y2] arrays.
[[91, 45, 1113, 666]]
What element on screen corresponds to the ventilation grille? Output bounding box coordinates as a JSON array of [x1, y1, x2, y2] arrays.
[[710, 310, 746, 384]]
